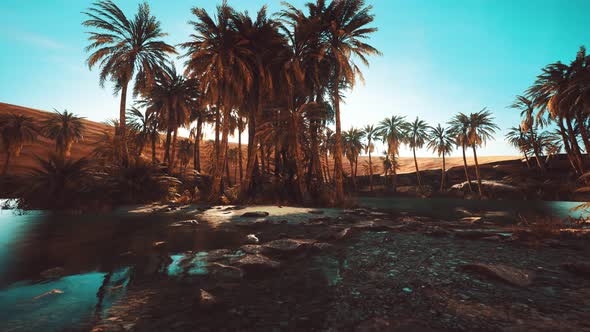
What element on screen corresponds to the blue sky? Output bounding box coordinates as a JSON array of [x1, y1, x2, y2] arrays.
[[1, 0, 590, 157]]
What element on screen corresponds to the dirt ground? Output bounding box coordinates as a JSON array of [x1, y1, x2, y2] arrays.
[[91, 207, 590, 332]]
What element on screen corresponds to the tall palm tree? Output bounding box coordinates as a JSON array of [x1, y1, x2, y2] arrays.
[[0, 114, 37, 175], [362, 124, 378, 191], [342, 127, 365, 189], [467, 108, 499, 196], [182, 2, 254, 202], [83, 0, 176, 165], [406, 117, 430, 189], [41, 110, 85, 159], [505, 126, 533, 168], [127, 106, 159, 162], [427, 124, 454, 191], [376, 115, 408, 191], [322, 0, 381, 202], [509, 95, 545, 170], [448, 113, 473, 192]]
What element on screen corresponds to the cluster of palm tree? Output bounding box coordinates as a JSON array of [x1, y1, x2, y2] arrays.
[[0, 110, 85, 175], [82, 0, 380, 204], [506, 46, 590, 177], [341, 110, 498, 195]]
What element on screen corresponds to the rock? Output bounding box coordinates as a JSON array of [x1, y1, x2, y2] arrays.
[[460, 263, 535, 287], [207, 249, 232, 262], [561, 262, 590, 277], [33, 289, 64, 300], [40, 267, 65, 279], [152, 241, 166, 247], [241, 211, 269, 218], [262, 238, 315, 254], [333, 227, 353, 240], [246, 234, 260, 244], [240, 244, 264, 254], [311, 242, 334, 251], [198, 289, 220, 309], [171, 219, 199, 226], [209, 262, 244, 280], [308, 209, 324, 214], [234, 254, 281, 273]]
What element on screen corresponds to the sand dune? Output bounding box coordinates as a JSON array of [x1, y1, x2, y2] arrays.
[[0, 102, 518, 177]]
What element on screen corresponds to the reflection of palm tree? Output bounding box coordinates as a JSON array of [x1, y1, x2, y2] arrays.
[[448, 113, 473, 192], [83, 0, 176, 164], [362, 125, 378, 192], [427, 124, 453, 191], [467, 108, 499, 196], [41, 109, 85, 159], [406, 117, 429, 189], [0, 113, 37, 175]]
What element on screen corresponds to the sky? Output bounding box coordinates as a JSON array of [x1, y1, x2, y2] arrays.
[[1, 0, 590, 157]]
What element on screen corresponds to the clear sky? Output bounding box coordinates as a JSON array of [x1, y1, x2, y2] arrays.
[[1, 0, 590, 157]]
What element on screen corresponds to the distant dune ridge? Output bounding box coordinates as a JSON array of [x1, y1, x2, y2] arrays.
[[0, 102, 518, 177]]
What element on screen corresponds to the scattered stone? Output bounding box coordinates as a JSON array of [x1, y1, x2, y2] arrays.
[[33, 289, 64, 300], [311, 242, 334, 251], [561, 262, 590, 277], [171, 219, 199, 227], [262, 238, 315, 254], [209, 263, 244, 280], [240, 245, 264, 254], [198, 289, 220, 310], [234, 254, 281, 273], [241, 211, 269, 218], [40, 267, 65, 279], [246, 234, 260, 244], [152, 241, 166, 247], [460, 263, 535, 287], [207, 249, 232, 262]]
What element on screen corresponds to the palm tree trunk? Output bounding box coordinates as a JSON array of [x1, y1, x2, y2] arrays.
[[225, 145, 231, 187], [151, 133, 157, 163], [368, 148, 373, 192], [412, 146, 422, 188], [576, 111, 590, 156], [2, 151, 11, 175], [238, 118, 243, 182], [528, 127, 545, 170], [291, 108, 307, 201], [557, 120, 578, 173], [164, 100, 174, 164], [332, 74, 345, 202], [523, 150, 531, 168], [441, 151, 446, 192], [461, 143, 473, 192], [119, 80, 130, 166], [472, 145, 483, 196], [194, 116, 202, 172], [209, 107, 230, 202], [170, 127, 178, 171], [565, 118, 584, 173]]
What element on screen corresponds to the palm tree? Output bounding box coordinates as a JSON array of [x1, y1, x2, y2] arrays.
[[41, 110, 85, 160], [467, 108, 499, 196], [127, 106, 159, 162], [509, 95, 545, 170], [142, 64, 199, 170], [448, 113, 473, 192], [406, 117, 430, 189], [182, 2, 254, 202], [322, 0, 381, 202], [427, 124, 454, 191], [342, 127, 365, 189], [505, 126, 533, 168], [362, 124, 378, 191], [83, 0, 176, 165], [376, 115, 408, 191], [0, 114, 37, 175], [177, 139, 193, 175]]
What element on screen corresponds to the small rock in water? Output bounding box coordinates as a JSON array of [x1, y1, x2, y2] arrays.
[[198, 289, 220, 309], [240, 244, 264, 254], [241, 211, 269, 218], [460, 263, 535, 287], [209, 263, 244, 280], [246, 234, 260, 244], [33, 289, 64, 300], [40, 267, 65, 279]]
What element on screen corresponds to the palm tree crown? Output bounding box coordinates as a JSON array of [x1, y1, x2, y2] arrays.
[[41, 110, 85, 159]]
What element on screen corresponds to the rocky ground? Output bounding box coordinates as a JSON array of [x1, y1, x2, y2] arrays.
[[92, 207, 590, 332]]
